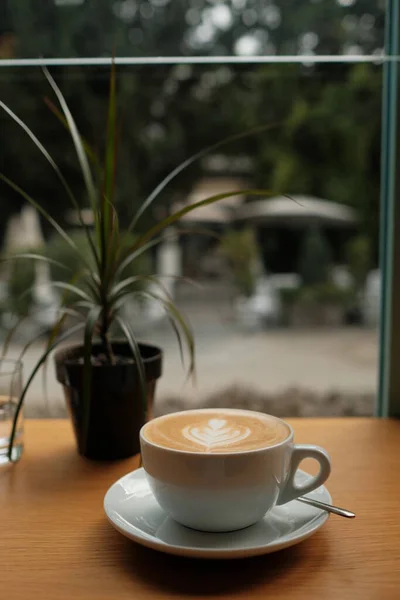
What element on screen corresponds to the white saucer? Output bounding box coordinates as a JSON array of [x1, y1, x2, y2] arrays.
[[104, 468, 331, 559]]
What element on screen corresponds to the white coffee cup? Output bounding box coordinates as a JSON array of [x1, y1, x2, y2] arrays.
[[140, 409, 331, 532]]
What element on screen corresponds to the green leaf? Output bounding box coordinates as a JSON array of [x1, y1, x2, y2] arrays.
[[0, 305, 81, 361], [117, 226, 220, 278], [73, 271, 102, 303], [41, 306, 85, 411], [1, 314, 32, 360], [115, 316, 147, 417], [71, 300, 97, 313], [81, 305, 102, 453], [3, 276, 92, 323], [109, 275, 142, 300], [137, 289, 195, 380], [46, 281, 93, 303], [133, 189, 274, 251], [0, 98, 99, 268], [116, 237, 164, 279], [165, 313, 185, 369], [162, 299, 195, 380], [14, 307, 83, 370], [0, 99, 77, 207], [42, 67, 97, 212], [0, 174, 91, 267], [101, 199, 121, 289], [128, 123, 278, 231], [98, 59, 118, 285], [7, 322, 85, 460], [104, 59, 117, 207], [1, 253, 71, 272], [110, 274, 199, 307], [43, 96, 100, 169]]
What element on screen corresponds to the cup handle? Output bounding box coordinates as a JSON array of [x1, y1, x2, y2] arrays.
[[277, 444, 331, 505]]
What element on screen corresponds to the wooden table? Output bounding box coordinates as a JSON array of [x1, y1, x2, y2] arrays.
[[1, 419, 399, 600]]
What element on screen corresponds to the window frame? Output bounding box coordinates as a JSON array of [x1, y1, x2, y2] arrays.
[[377, 0, 400, 417], [1, 2, 399, 416]]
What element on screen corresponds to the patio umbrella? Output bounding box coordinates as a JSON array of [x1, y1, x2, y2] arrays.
[[235, 195, 358, 228]]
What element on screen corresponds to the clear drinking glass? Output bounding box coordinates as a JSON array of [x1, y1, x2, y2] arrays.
[[0, 360, 23, 464]]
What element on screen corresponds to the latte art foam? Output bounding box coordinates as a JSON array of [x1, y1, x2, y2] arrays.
[[143, 410, 289, 453], [182, 418, 251, 450]]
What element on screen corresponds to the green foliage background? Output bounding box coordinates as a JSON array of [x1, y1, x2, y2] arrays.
[[0, 1, 384, 258]]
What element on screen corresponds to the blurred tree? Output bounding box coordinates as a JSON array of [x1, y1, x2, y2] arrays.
[[1, 0, 386, 59], [0, 0, 384, 260], [219, 227, 260, 297]]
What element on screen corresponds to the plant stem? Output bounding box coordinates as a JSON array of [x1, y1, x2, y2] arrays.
[[101, 331, 115, 365], [8, 322, 85, 460], [100, 310, 116, 365]]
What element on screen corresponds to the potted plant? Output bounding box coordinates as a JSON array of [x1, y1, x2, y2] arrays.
[[1, 64, 272, 461]]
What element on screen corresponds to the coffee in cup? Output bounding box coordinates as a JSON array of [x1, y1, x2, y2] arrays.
[[140, 408, 331, 532], [143, 409, 289, 453]]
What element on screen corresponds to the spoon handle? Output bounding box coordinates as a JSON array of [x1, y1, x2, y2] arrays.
[[297, 496, 355, 518]]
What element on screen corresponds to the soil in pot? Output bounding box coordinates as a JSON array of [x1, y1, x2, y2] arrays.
[[55, 342, 162, 460]]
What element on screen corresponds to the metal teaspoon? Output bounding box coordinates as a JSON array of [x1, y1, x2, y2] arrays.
[[296, 496, 355, 518]]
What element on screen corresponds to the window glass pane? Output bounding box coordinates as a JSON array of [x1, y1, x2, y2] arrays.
[[0, 62, 381, 418], [1, 0, 385, 59]]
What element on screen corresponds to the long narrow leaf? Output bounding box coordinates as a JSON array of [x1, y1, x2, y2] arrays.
[[133, 189, 273, 251], [1, 305, 81, 361], [74, 271, 102, 303], [102, 56, 117, 242], [15, 303, 83, 366], [44, 96, 100, 168], [137, 289, 195, 380], [104, 59, 117, 205], [41, 307, 85, 413], [81, 305, 102, 453], [141, 280, 194, 368], [116, 236, 165, 279], [109, 275, 141, 299], [42, 67, 97, 212], [101, 199, 121, 289], [116, 226, 220, 279], [165, 313, 185, 369], [72, 300, 97, 311], [115, 316, 147, 417], [4, 275, 94, 317], [109, 274, 200, 307], [0, 175, 92, 267], [128, 123, 277, 231], [0, 98, 100, 267], [49, 281, 93, 302], [1, 314, 32, 360], [7, 322, 85, 460], [0, 99, 78, 207], [1, 253, 71, 272], [16, 329, 50, 367], [161, 298, 195, 380]]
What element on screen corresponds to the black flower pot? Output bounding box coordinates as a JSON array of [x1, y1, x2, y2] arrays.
[[54, 342, 162, 460]]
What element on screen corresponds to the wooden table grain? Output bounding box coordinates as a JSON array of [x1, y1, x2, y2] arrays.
[[1, 419, 399, 600]]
